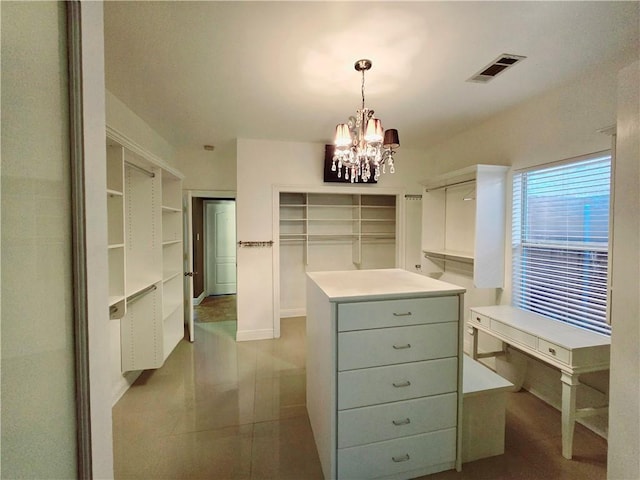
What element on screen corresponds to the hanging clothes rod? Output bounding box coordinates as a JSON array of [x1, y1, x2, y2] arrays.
[[424, 179, 475, 192], [125, 161, 155, 178], [238, 240, 274, 247], [127, 284, 157, 304]]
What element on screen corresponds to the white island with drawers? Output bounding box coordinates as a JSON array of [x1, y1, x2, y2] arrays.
[[306, 268, 466, 480]]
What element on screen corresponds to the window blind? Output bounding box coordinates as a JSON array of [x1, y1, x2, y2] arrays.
[[512, 153, 611, 335]]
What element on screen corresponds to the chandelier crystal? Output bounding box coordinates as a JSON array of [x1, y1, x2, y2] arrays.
[[332, 59, 400, 183]]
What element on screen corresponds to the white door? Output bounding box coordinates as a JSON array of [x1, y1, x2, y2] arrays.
[[183, 192, 194, 342], [205, 200, 237, 295]]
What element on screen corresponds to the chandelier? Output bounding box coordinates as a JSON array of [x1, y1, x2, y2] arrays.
[[332, 59, 400, 183]]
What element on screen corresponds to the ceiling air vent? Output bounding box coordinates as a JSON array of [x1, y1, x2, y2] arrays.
[[467, 54, 526, 83]]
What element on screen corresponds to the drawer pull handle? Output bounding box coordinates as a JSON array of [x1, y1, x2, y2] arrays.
[[393, 343, 411, 350], [476, 316, 482, 322], [393, 312, 412, 317], [392, 454, 410, 463], [392, 381, 411, 388], [548, 347, 556, 355], [392, 418, 411, 426]]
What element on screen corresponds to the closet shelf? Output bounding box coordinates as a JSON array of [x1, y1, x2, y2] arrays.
[[109, 295, 125, 307], [108, 243, 125, 250], [162, 205, 181, 213], [107, 189, 124, 197], [423, 249, 474, 263], [162, 239, 182, 246]]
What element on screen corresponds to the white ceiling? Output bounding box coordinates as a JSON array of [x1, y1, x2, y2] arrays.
[[104, 1, 639, 152]]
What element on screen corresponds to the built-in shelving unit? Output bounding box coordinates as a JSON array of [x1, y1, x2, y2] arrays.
[[421, 165, 508, 288], [279, 192, 396, 265], [106, 135, 184, 374], [278, 191, 398, 318]]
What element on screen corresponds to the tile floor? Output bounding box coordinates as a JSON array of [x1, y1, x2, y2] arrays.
[[112, 317, 607, 480]]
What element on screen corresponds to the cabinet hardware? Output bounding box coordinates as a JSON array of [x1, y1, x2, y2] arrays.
[[184, 272, 194, 277], [392, 381, 411, 388], [393, 312, 412, 317], [392, 418, 411, 426], [548, 347, 556, 355], [392, 454, 410, 463], [392, 343, 411, 350]]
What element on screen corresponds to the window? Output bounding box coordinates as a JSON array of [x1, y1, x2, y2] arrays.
[[512, 153, 611, 335]]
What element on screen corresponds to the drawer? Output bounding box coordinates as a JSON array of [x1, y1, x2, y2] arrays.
[[338, 296, 458, 332], [490, 319, 537, 349], [338, 322, 458, 370], [470, 311, 491, 328], [338, 357, 458, 410], [337, 393, 457, 448], [538, 338, 570, 364], [337, 427, 456, 479]]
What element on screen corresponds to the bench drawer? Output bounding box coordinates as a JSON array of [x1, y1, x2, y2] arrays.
[[538, 338, 570, 364], [338, 296, 458, 331], [470, 311, 491, 328], [338, 393, 457, 448], [338, 322, 458, 371], [490, 319, 537, 349], [338, 357, 458, 410]]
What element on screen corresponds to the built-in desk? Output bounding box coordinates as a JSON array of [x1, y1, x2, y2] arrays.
[[468, 305, 610, 460]]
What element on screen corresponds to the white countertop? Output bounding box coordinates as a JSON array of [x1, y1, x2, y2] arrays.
[[463, 355, 513, 397], [307, 268, 465, 302]]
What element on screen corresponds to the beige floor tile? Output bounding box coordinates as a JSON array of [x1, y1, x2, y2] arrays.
[[250, 416, 324, 480], [172, 380, 256, 434], [253, 373, 307, 423]]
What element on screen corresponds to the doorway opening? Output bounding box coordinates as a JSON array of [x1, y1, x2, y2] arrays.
[[190, 196, 237, 330]]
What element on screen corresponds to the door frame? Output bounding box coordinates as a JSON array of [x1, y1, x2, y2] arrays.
[[183, 189, 236, 342]]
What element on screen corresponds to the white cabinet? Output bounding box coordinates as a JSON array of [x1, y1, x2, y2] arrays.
[[106, 136, 184, 373], [421, 165, 508, 288], [306, 269, 465, 480]]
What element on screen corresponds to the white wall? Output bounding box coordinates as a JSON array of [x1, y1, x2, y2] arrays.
[[420, 63, 623, 437], [106, 90, 177, 170], [234, 139, 429, 340], [178, 140, 237, 191], [607, 60, 640, 480]]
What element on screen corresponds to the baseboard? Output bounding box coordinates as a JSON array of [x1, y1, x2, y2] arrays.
[[235, 328, 274, 341], [280, 308, 305, 318], [111, 370, 142, 406], [192, 291, 206, 306]]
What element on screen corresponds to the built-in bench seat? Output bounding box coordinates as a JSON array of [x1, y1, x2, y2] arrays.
[[462, 354, 513, 463]]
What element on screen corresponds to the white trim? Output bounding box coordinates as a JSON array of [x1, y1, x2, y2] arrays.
[[193, 291, 206, 306], [188, 189, 236, 199], [236, 328, 274, 341], [513, 149, 611, 174], [280, 308, 306, 318], [106, 125, 184, 180]]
